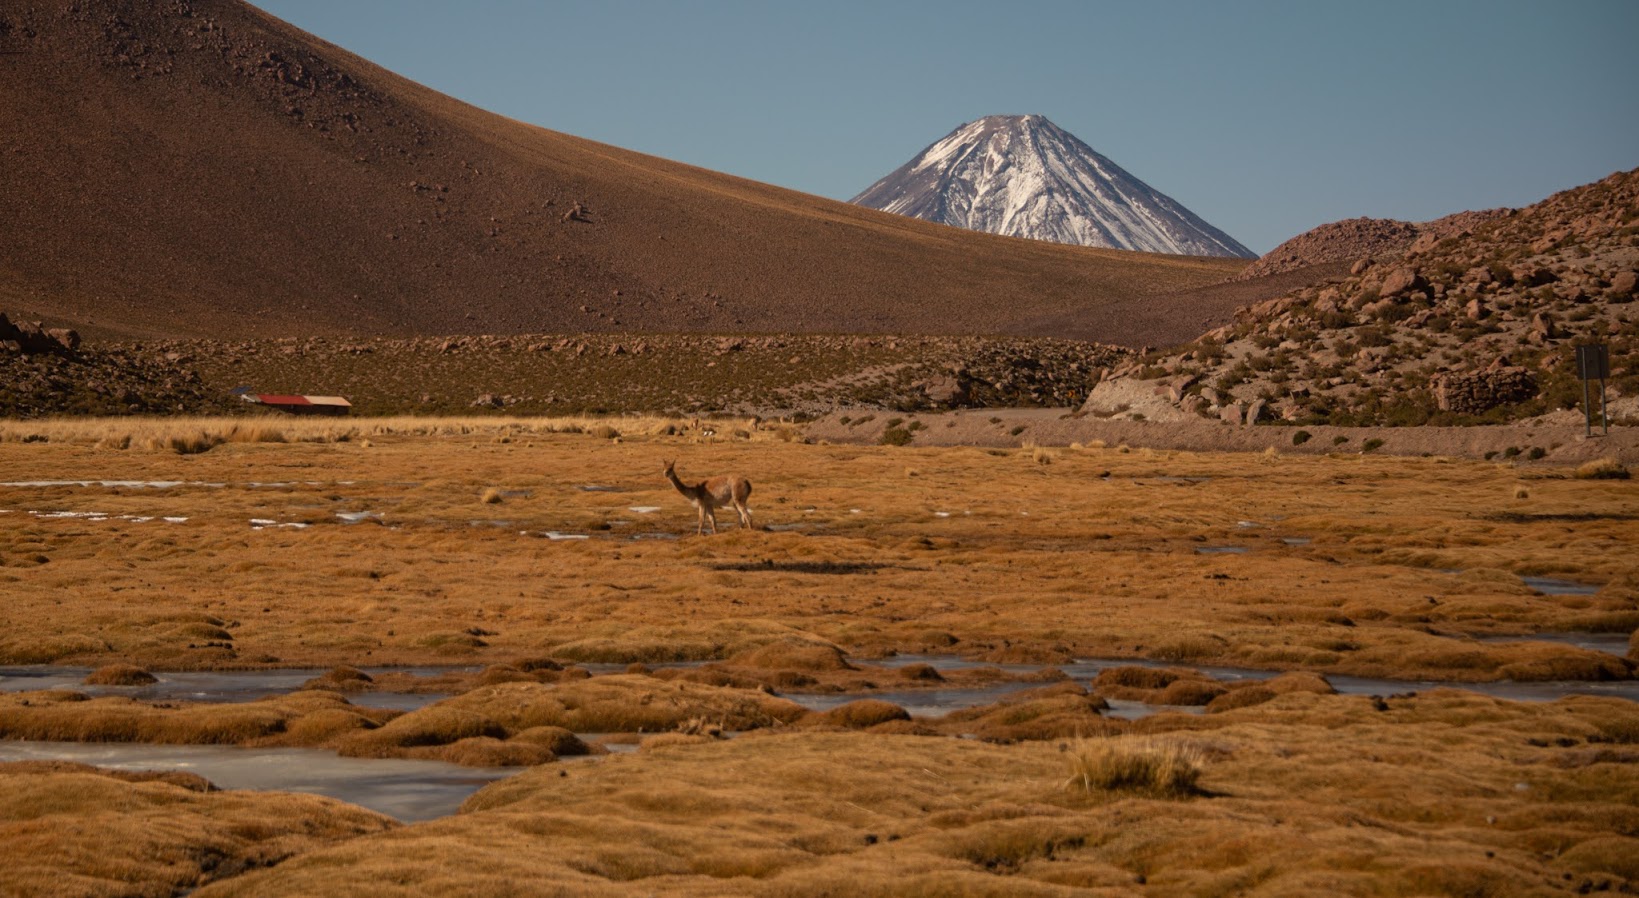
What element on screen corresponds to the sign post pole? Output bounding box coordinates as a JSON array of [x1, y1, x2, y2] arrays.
[[1575, 345, 1610, 439]]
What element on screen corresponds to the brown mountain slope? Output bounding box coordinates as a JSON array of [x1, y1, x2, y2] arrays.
[[0, 0, 1245, 343]]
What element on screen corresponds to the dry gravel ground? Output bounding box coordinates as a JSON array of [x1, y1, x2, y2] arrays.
[[808, 407, 1639, 465]]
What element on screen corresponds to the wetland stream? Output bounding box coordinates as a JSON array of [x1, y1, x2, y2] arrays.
[[4, 648, 1634, 822]]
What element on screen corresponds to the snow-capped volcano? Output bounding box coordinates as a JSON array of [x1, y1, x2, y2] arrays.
[[852, 115, 1254, 258]]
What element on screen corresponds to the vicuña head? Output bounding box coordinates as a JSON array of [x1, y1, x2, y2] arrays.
[[662, 459, 753, 536]]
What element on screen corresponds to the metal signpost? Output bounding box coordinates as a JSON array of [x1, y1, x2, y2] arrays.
[[1575, 344, 1610, 437]]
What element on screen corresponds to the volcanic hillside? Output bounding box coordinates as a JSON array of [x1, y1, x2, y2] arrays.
[[0, 0, 1246, 344], [1081, 170, 1639, 427]]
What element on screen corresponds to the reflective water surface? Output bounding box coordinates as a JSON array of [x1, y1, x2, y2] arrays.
[[0, 740, 517, 822]]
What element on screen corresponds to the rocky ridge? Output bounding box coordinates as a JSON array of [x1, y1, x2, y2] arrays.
[[1081, 169, 1639, 428], [1234, 210, 1512, 282]]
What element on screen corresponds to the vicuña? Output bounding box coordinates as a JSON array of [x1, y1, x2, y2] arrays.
[[663, 460, 753, 535]]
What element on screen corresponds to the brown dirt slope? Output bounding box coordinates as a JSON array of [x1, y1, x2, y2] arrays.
[[0, 0, 1244, 344]]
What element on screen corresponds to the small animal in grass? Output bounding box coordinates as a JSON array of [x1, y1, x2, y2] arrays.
[[662, 459, 753, 535]]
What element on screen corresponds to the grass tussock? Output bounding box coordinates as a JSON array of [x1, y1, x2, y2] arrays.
[[1574, 457, 1630, 480], [799, 699, 911, 729], [0, 690, 394, 748], [0, 763, 396, 898], [83, 664, 156, 686], [1063, 736, 1205, 797]]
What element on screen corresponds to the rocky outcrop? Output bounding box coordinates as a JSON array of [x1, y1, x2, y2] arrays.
[[1431, 366, 1539, 415], [1088, 169, 1639, 427], [0, 312, 79, 356]]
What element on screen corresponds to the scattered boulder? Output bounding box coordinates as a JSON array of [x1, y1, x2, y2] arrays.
[[917, 373, 970, 407], [1609, 269, 1637, 300], [1432, 366, 1538, 414], [1379, 267, 1427, 299]]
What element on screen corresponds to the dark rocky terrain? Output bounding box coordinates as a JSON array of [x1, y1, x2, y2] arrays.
[[1, 326, 1127, 419]]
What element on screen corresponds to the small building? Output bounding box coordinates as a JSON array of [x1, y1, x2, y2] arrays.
[[239, 392, 353, 416]]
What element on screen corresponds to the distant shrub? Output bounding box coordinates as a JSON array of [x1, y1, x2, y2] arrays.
[[1575, 458, 1630, 480], [880, 427, 913, 447], [1503, 446, 1522, 459], [1526, 446, 1546, 461], [1332, 435, 1350, 446], [480, 487, 503, 505], [1362, 438, 1385, 453], [1010, 425, 1027, 437], [1292, 430, 1312, 446], [590, 424, 619, 440]]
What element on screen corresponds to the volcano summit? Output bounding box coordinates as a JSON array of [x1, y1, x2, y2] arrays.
[[853, 115, 1255, 258]]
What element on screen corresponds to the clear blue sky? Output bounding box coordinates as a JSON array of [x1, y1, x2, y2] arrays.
[[252, 0, 1638, 254]]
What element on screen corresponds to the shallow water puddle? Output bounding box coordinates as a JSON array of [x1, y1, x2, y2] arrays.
[[1471, 632, 1631, 655], [24, 510, 186, 524], [0, 480, 226, 489], [1521, 576, 1601, 596], [1195, 546, 1248, 555], [875, 653, 1639, 705], [250, 519, 311, 530], [0, 740, 518, 822], [0, 666, 476, 706], [335, 510, 384, 524]]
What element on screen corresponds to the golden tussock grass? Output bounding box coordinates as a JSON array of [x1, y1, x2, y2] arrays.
[[798, 699, 911, 730], [1575, 456, 1631, 480], [0, 763, 395, 898], [82, 663, 157, 686], [1062, 735, 1205, 797], [0, 689, 395, 749], [176, 691, 1639, 896], [1, 418, 1637, 892]]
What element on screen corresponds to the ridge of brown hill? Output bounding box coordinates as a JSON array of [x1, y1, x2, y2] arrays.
[[1081, 169, 1639, 427], [0, 0, 1245, 345], [1235, 209, 1514, 282]]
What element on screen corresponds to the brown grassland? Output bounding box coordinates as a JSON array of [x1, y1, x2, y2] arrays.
[[1, 416, 1637, 896]]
